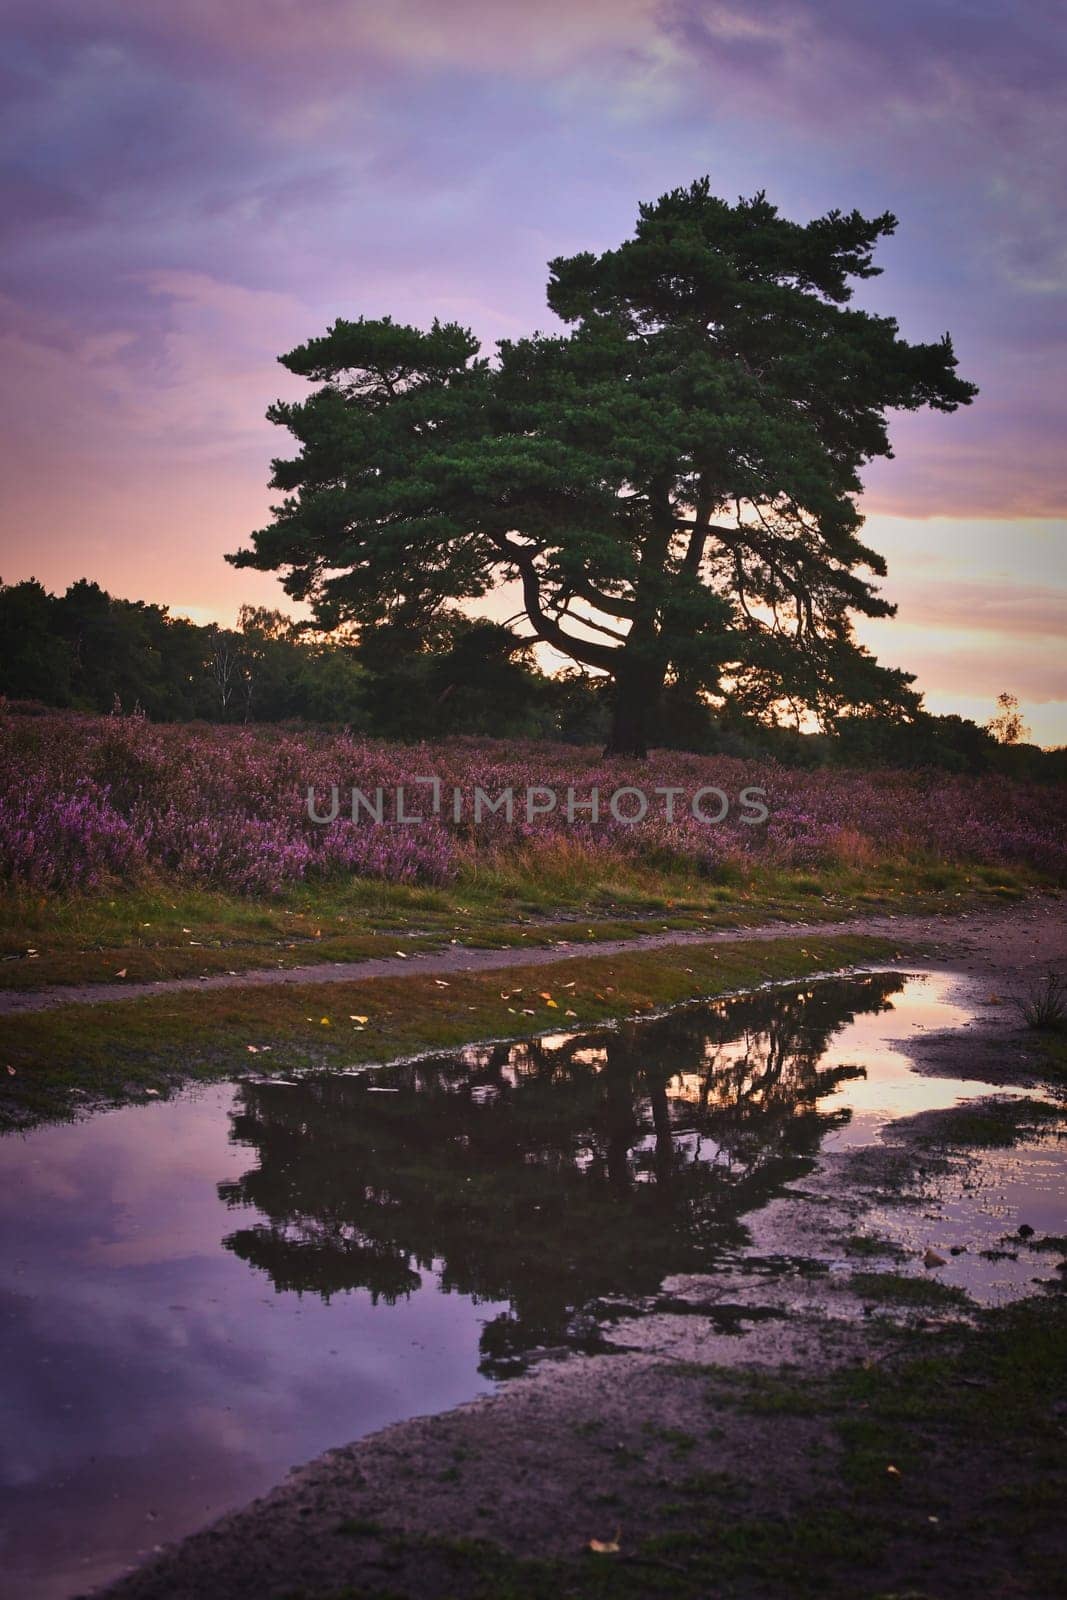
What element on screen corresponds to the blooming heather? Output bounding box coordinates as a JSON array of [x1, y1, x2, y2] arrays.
[[0, 713, 1063, 894]]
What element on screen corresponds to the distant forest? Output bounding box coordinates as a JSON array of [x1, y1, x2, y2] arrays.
[[1, 577, 1059, 776]]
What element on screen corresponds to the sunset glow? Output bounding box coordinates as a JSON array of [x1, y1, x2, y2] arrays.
[[2, 1, 1064, 738]]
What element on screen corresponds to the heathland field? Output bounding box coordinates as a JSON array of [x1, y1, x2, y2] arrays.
[[3, 713, 1063, 973]]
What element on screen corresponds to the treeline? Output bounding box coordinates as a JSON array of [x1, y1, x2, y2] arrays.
[[0, 577, 598, 738], [1, 578, 1060, 777]]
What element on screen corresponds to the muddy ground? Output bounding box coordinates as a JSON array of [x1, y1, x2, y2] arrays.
[[85, 899, 1065, 1599]]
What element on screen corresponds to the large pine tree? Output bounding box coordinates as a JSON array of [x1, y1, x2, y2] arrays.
[[231, 182, 976, 755]]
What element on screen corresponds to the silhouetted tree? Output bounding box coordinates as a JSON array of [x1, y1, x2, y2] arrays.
[[231, 182, 976, 754]]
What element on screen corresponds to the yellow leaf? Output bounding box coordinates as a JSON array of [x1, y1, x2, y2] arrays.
[[320, 1017, 331, 1026], [546, 999, 559, 1008], [350, 1014, 369, 1025]]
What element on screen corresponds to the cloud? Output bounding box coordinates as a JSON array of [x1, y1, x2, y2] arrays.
[[855, 616, 1067, 705], [0, 274, 309, 460], [885, 579, 1067, 641]]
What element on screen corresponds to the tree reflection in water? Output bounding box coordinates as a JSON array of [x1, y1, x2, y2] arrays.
[[219, 973, 903, 1373]]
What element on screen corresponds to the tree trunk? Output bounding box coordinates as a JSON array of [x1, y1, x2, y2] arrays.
[[604, 656, 666, 758]]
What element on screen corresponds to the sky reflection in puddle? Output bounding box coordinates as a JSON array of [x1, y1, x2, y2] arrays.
[[0, 968, 1062, 1599]]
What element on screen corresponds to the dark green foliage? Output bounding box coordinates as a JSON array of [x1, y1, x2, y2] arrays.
[[232, 182, 977, 753], [354, 612, 558, 740], [0, 577, 212, 719], [0, 581, 555, 736], [0, 578, 77, 703]]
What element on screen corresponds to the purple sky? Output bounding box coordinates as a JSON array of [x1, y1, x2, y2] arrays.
[[2, 0, 1065, 740]]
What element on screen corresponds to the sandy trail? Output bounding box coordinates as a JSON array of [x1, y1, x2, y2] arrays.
[[3, 896, 1062, 1016]]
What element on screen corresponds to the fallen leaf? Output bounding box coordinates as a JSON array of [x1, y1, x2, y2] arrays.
[[923, 1248, 947, 1269], [587, 1528, 621, 1555], [434, 979, 450, 987], [395, 950, 408, 958], [886, 1464, 901, 1478], [320, 1017, 331, 1026], [246, 1045, 259, 1054], [349, 1015, 369, 1025], [565, 1009, 578, 1018], [545, 999, 559, 1008], [115, 968, 127, 978], [6, 1066, 15, 1076]]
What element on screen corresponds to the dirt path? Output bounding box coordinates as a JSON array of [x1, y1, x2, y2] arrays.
[[4, 896, 1062, 1016]]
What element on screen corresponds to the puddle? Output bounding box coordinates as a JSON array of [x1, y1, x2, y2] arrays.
[[817, 982, 988, 1144], [0, 969, 1063, 1599], [863, 1132, 1067, 1306]]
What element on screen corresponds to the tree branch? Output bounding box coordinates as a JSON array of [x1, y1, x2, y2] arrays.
[[487, 532, 617, 670], [556, 595, 630, 644], [563, 575, 636, 619]]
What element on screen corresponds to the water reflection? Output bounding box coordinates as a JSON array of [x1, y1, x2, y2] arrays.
[[220, 974, 903, 1372], [8, 969, 1058, 1599]]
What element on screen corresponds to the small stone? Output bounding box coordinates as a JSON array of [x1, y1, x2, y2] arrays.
[[924, 1249, 947, 1269]]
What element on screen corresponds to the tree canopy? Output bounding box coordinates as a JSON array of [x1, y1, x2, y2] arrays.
[[237, 181, 976, 753]]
